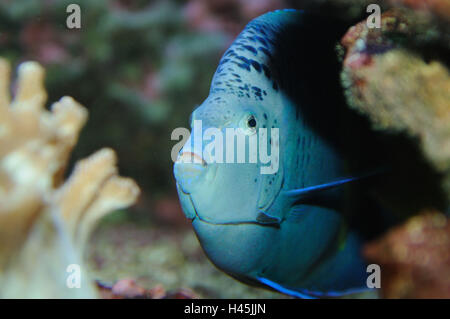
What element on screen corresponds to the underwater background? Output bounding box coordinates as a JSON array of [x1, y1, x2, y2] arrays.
[[0, 0, 448, 298]]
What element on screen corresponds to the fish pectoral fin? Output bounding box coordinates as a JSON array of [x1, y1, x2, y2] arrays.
[[286, 204, 309, 223], [284, 176, 360, 199], [256, 276, 370, 298], [283, 169, 384, 201], [255, 277, 317, 299], [256, 211, 281, 226]]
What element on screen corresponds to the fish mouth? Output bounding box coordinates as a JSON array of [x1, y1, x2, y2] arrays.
[[174, 151, 209, 194], [176, 151, 207, 167], [176, 183, 197, 220], [176, 184, 276, 227]]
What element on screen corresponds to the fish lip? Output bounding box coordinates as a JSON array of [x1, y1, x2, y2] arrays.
[[177, 186, 244, 225], [177, 183, 197, 222], [177, 182, 273, 227], [176, 151, 207, 167], [188, 194, 278, 227]]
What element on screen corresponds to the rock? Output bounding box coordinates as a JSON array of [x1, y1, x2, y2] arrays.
[[341, 8, 450, 199], [364, 212, 450, 298], [97, 279, 197, 299], [340, 4, 450, 299]]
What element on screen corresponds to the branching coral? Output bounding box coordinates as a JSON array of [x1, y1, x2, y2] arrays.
[[0, 59, 140, 298]]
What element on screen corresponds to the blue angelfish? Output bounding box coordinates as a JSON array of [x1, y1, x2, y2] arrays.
[[173, 10, 373, 298]]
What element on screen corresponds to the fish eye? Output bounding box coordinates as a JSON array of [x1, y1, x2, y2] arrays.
[[247, 115, 257, 128], [239, 113, 257, 135]]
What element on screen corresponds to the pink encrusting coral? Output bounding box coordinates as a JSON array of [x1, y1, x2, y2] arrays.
[[340, 5, 450, 298]]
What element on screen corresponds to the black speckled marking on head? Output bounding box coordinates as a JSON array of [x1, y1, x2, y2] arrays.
[[243, 45, 258, 55], [210, 14, 286, 97], [252, 86, 264, 101]]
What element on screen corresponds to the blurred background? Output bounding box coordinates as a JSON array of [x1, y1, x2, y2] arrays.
[[0, 0, 448, 298]]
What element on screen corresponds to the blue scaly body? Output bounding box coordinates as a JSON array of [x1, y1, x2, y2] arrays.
[[174, 10, 371, 298]]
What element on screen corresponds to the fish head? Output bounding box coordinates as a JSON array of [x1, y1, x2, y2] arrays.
[[174, 93, 281, 225], [173, 91, 288, 276], [173, 10, 303, 226], [173, 10, 304, 276]]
